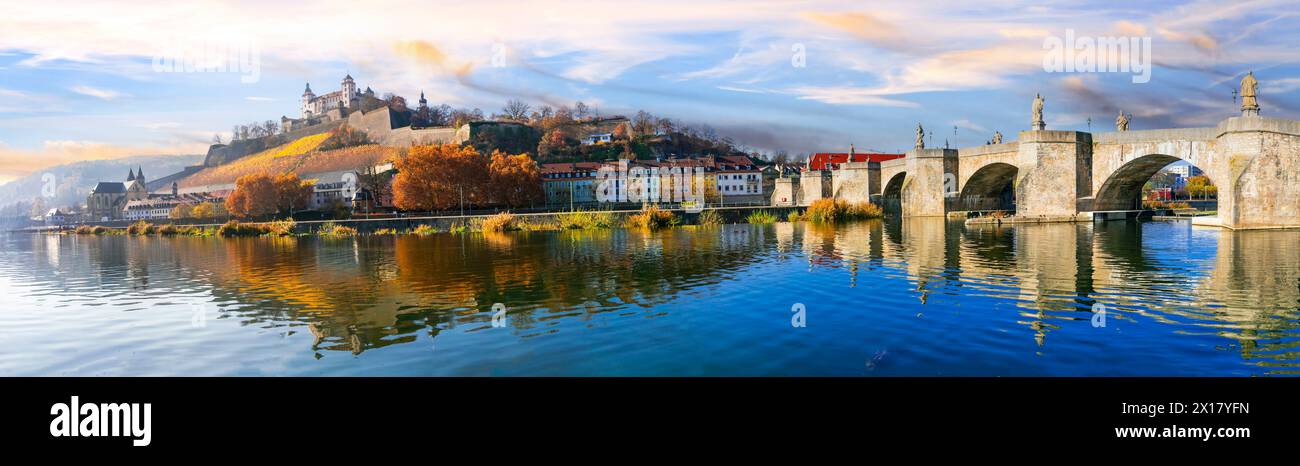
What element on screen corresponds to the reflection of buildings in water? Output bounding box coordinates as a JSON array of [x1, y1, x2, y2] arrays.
[[774, 222, 795, 255], [1010, 223, 1093, 346], [1196, 229, 1300, 369], [43, 235, 61, 268], [801, 223, 842, 272], [878, 218, 949, 304]]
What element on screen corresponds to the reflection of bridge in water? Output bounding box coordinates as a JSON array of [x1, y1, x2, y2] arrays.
[[832, 76, 1300, 230], [781, 218, 1300, 363]]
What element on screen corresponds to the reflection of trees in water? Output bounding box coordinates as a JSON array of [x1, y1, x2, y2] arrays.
[[394, 227, 771, 328], [105, 228, 774, 356]]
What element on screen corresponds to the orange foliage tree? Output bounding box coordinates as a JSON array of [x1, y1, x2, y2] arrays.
[[274, 173, 314, 213], [225, 173, 314, 219], [488, 151, 544, 208], [392, 144, 489, 211]]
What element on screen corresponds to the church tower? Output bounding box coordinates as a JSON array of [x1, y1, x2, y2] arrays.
[[126, 167, 147, 201], [301, 82, 316, 118], [416, 90, 431, 126]]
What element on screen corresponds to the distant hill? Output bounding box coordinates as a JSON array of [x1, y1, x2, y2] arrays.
[[0, 154, 202, 215]]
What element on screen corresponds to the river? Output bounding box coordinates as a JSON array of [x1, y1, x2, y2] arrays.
[[1, 218, 1296, 376]]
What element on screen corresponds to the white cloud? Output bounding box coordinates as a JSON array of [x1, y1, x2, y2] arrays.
[[70, 85, 120, 100], [952, 119, 988, 133], [1262, 77, 1300, 94], [139, 122, 182, 130], [789, 86, 920, 107]]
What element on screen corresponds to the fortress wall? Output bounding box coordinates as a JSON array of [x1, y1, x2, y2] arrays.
[[348, 106, 398, 140], [384, 126, 461, 146]]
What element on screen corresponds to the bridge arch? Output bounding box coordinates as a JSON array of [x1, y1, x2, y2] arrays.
[[881, 171, 907, 213], [1092, 153, 1215, 212], [957, 162, 1017, 212]]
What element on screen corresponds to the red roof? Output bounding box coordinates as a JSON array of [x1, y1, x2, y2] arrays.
[[808, 152, 904, 171]]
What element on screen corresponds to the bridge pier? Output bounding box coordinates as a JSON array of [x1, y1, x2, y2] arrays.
[[1014, 130, 1093, 219], [899, 148, 957, 217]]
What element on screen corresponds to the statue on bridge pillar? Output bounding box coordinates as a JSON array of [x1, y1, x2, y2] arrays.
[[991, 131, 1003, 144], [1241, 71, 1259, 116], [1031, 93, 1046, 130], [1116, 111, 1130, 131], [915, 123, 925, 149]]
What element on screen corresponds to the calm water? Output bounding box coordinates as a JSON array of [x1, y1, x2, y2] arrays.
[[2, 219, 1298, 376]]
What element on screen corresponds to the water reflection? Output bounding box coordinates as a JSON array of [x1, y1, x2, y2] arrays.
[[2, 217, 1299, 375]]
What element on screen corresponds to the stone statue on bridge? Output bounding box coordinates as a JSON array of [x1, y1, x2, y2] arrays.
[[991, 131, 1003, 144], [1116, 111, 1129, 131], [915, 123, 925, 149], [1031, 93, 1045, 130], [1241, 71, 1259, 116]]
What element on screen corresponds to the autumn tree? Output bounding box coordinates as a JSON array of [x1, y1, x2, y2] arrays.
[[392, 144, 489, 212], [226, 174, 278, 218], [170, 204, 193, 219], [191, 202, 223, 219], [537, 128, 574, 160], [488, 151, 544, 208], [274, 173, 313, 213], [1186, 175, 1217, 199], [612, 122, 630, 140], [225, 173, 313, 219]]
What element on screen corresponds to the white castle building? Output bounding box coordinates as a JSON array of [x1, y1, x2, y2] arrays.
[[301, 74, 372, 119]]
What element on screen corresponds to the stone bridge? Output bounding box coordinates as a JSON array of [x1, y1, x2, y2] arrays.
[[840, 115, 1300, 230]]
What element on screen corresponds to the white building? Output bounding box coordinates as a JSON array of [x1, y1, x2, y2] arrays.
[[123, 198, 185, 221], [1167, 164, 1203, 179], [301, 74, 358, 119], [714, 156, 762, 198], [44, 208, 72, 225], [309, 171, 358, 210], [581, 133, 613, 145]]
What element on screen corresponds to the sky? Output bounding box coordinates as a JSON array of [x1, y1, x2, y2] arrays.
[[1, 0, 1299, 184]]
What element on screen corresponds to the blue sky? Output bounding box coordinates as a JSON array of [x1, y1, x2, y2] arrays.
[[1, 0, 1298, 183]]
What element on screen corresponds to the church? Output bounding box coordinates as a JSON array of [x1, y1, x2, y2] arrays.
[[87, 168, 149, 221]]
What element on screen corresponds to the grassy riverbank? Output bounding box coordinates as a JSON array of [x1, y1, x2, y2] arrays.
[[59, 203, 884, 238]]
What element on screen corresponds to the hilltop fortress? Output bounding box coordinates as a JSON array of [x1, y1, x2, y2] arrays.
[[191, 73, 534, 171]]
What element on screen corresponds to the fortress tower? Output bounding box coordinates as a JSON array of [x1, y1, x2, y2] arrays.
[[342, 73, 357, 102], [301, 83, 316, 118]]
